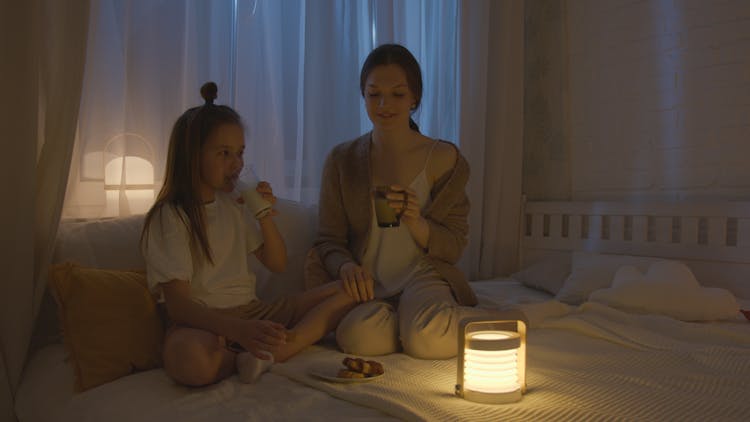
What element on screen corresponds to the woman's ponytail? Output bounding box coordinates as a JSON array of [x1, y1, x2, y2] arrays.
[[408, 117, 420, 133]]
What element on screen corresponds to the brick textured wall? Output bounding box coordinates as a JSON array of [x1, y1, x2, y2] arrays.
[[567, 0, 750, 200]]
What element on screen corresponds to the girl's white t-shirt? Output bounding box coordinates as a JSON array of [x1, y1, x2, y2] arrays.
[[143, 192, 264, 309]]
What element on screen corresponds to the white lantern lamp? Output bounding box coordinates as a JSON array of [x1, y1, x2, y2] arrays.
[[103, 132, 156, 216], [455, 318, 527, 404]]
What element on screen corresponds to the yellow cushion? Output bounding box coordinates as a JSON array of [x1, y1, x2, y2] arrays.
[[48, 263, 164, 392]]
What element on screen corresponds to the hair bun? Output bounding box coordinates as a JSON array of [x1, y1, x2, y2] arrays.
[[200, 82, 218, 105]]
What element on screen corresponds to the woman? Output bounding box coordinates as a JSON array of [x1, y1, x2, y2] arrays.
[[311, 44, 503, 359]]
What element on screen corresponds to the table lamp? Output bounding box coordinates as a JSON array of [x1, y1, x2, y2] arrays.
[[455, 318, 527, 404]]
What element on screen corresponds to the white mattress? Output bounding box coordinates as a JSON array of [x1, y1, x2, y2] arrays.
[[19, 279, 749, 421], [271, 301, 750, 421], [15, 343, 394, 422]]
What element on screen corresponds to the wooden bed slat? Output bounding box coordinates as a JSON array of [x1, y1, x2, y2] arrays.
[[708, 217, 727, 247], [682, 217, 699, 245], [589, 215, 602, 240], [549, 214, 563, 239], [610, 215, 624, 241], [532, 214, 544, 239], [739, 219, 750, 248], [570, 215, 582, 241], [655, 216, 672, 243], [521, 201, 750, 266], [520, 200, 750, 299], [632, 216, 648, 243]]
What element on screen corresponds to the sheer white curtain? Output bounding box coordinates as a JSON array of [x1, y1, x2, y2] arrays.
[[63, 0, 462, 215], [1, 1, 90, 420], [458, 0, 525, 279], [61, 0, 523, 273], [64, 1, 238, 218]]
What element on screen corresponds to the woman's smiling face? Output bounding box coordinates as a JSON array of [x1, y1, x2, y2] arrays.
[[363, 64, 416, 131]]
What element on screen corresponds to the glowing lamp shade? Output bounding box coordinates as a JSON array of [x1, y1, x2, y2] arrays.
[[102, 133, 155, 216], [104, 155, 155, 216], [455, 319, 527, 404]]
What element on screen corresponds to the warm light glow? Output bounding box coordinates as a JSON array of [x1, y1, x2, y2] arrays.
[[472, 332, 511, 341], [126, 189, 155, 214], [103, 156, 155, 216], [104, 156, 154, 185], [105, 190, 120, 217], [456, 320, 526, 404], [463, 331, 520, 394]]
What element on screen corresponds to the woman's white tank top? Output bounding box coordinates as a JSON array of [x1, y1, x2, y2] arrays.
[[362, 141, 438, 298]]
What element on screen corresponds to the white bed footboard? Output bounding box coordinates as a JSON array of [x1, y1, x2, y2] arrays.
[[521, 201, 750, 298]]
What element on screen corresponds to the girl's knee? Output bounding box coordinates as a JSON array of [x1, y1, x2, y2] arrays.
[[163, 331, 227, 386]]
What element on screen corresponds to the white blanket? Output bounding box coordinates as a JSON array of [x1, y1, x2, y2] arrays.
[[17, 282, 750, 421], [272, 302, 750, 421], [540, 301, 750, 350], [15, 344, 396, 422]]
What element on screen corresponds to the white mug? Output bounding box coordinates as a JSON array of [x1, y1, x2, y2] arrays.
[[235, 169, 272, 219]]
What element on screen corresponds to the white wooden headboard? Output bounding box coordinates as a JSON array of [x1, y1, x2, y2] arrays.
[[521, 201, 750, 298]]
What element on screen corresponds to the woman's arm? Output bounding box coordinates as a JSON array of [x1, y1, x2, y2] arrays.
[[314, 149, 357, 277], [396, 141, 467, 261], [423, 192, 469, 263], [423, 144, 470, 264], [162, 280, 286, 358]]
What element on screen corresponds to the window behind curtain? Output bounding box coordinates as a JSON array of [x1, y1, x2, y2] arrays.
[[63, 0, 459, 218]]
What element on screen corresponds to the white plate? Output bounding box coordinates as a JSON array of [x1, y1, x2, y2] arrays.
[[309, 369, 383, 383]]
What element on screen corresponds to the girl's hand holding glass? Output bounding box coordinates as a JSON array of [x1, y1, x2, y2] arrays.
[[254, 181, 279, 217], [236, 179, 277, 219]]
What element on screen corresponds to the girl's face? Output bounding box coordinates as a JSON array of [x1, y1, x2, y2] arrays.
[[363, 64, 416, 131], [199, 123, 245, 203]]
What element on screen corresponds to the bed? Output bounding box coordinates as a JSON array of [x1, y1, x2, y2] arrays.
[[14, 200, 750, 421]]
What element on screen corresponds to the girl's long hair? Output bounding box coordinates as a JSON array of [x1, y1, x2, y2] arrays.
[[141, 82, 243, 265]]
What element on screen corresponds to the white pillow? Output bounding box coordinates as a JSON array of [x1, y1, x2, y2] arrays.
[[54, 214, 146, 269], [511, 255, 571, 295], [555, 252, 664, 305], [590, 261, 739, 321]]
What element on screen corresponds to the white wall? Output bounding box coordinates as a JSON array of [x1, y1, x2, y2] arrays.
[[523, 0, 571, 201], [567, 0, 750, 201]]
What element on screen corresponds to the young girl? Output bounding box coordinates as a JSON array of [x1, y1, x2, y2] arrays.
[[141, 82, 355, 387], [313, 44, 524, 359]]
